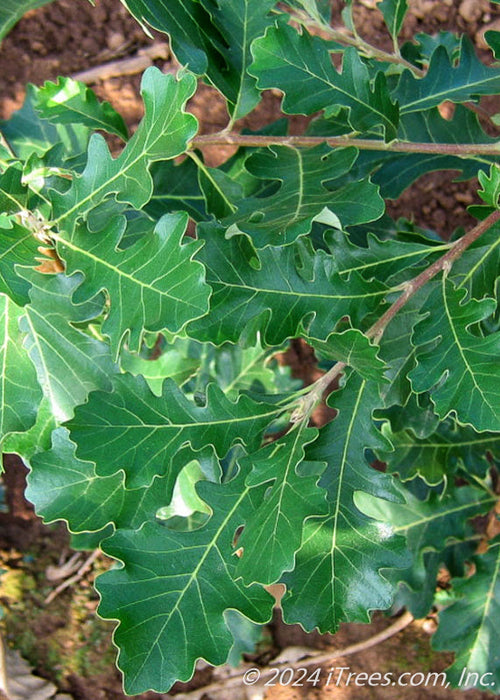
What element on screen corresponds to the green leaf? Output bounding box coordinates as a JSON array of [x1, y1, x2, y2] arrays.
[[0, 0, 54, 42], [286, 0, 332, 24], [0, 223, 39, 305], [369, 106, 497, 199], [27, 427, 213, 534], [51, 68, 198, 235], [478, 164, 500, 208], [450, 220, 500, 301], [0, 165, 28, 216], [65, 373, 281, 488], [235, 424, 327, 584], [280, 374, 409, 633], [34, 77, 128, 141], [410, 277, 500, 432], [120, 0, 275, 119], [225, 610, 264, 667], [2, 397, 56, 461], [0, 85, 90, 163], [120, 341, 200, 396], [393, 542, 477, 619], [194, 339, 296, 398], [359, 481, 494, 558], [379, 0, 408, 39], [378, 420, 500, 484], [18, 268, 117, 421], [27, 427, 124, 533], [156, 459, 212, 526], [96, 470, 274, 694], [250, 22, 399, 139], [377, 291, 433, 409], [58, 212, 211, 356], [196, 158, 245, 219], [359, 481, 496, 618], [325, 227, 443, 283], [145, 158, 208, 222], [219, 145, 384, 247], [187, 226, 388, 346], [412, 31, 462, 63], [0, 294, 41, 446], [394, 37, 500, 115], [308, 329, 387, 381], [485, 30, 500, 59], [433, 539, 500, 690]]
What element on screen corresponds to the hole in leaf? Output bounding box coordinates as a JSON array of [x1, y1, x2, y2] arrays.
[[155, 460, 211, 532], [232, 524, 244, 548]]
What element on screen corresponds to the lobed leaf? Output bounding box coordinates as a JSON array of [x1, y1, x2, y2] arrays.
[[359, 481, 496, 618], [250, 22, 399, 139], [325, 227, 444, 281], [280, 374, 409, 633], [378, 420, 500, 484], [410, 277, 500, 432], [308, 328, 387, 382], [0, 222, 40, 306], [0, 85, 90, 163], [218, 145, 384, 247], [1, 397, 56, 460], [35, 77, 128, 140], [370, 106, 497, 199], [51, 68, 198, 235], [187, 225, 388, 346], [394, 37, 500, 115], [59, 212, 211, 356], [450, 221, 500, 301], [236, 424, 327, 584], [18, 268, 117, 422], [0, 294, 41, 446], [119, 0, 276, 119], [97, 471, 275, 694], [477, 164, 500, 208], [433, 540, 500, 690], [119, 342, 200, 396], [65, 372, 282, 488]]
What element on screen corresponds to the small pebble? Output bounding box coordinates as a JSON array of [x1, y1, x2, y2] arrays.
[[422, 618, 438, 635], [32, 40, 47, 55], [459, 0, 486, 23], [106, 31, 126, 52]]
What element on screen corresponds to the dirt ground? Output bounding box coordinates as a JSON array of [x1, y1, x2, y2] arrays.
[[0, 1, 499, 699]]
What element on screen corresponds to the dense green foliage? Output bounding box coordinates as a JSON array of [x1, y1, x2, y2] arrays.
[[1, 0, 500, 694]]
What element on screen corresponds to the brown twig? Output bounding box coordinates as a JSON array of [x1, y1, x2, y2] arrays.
[[286, 6, 425, 77], [366, 208, 500, 342], [172, 611, 414, 699], [308, 208, 500, 400], [72, 43, 170, 84], [44, 549, 100, 604], [192, 132, 500, 157]]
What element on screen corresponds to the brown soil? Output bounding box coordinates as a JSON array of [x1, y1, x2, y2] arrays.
[[0, 1, 499, 699]]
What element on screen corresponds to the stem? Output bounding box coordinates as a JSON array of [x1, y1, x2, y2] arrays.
[[173, 611, 414, 698], [367, 208, 500, 342], [187, 150, 237, 214], [309, 208, 500, 399], [193, 133, 500, 157], [44, 549, 101, 605], [0, 130, 16, 171], [289, 7, 424, 77]]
